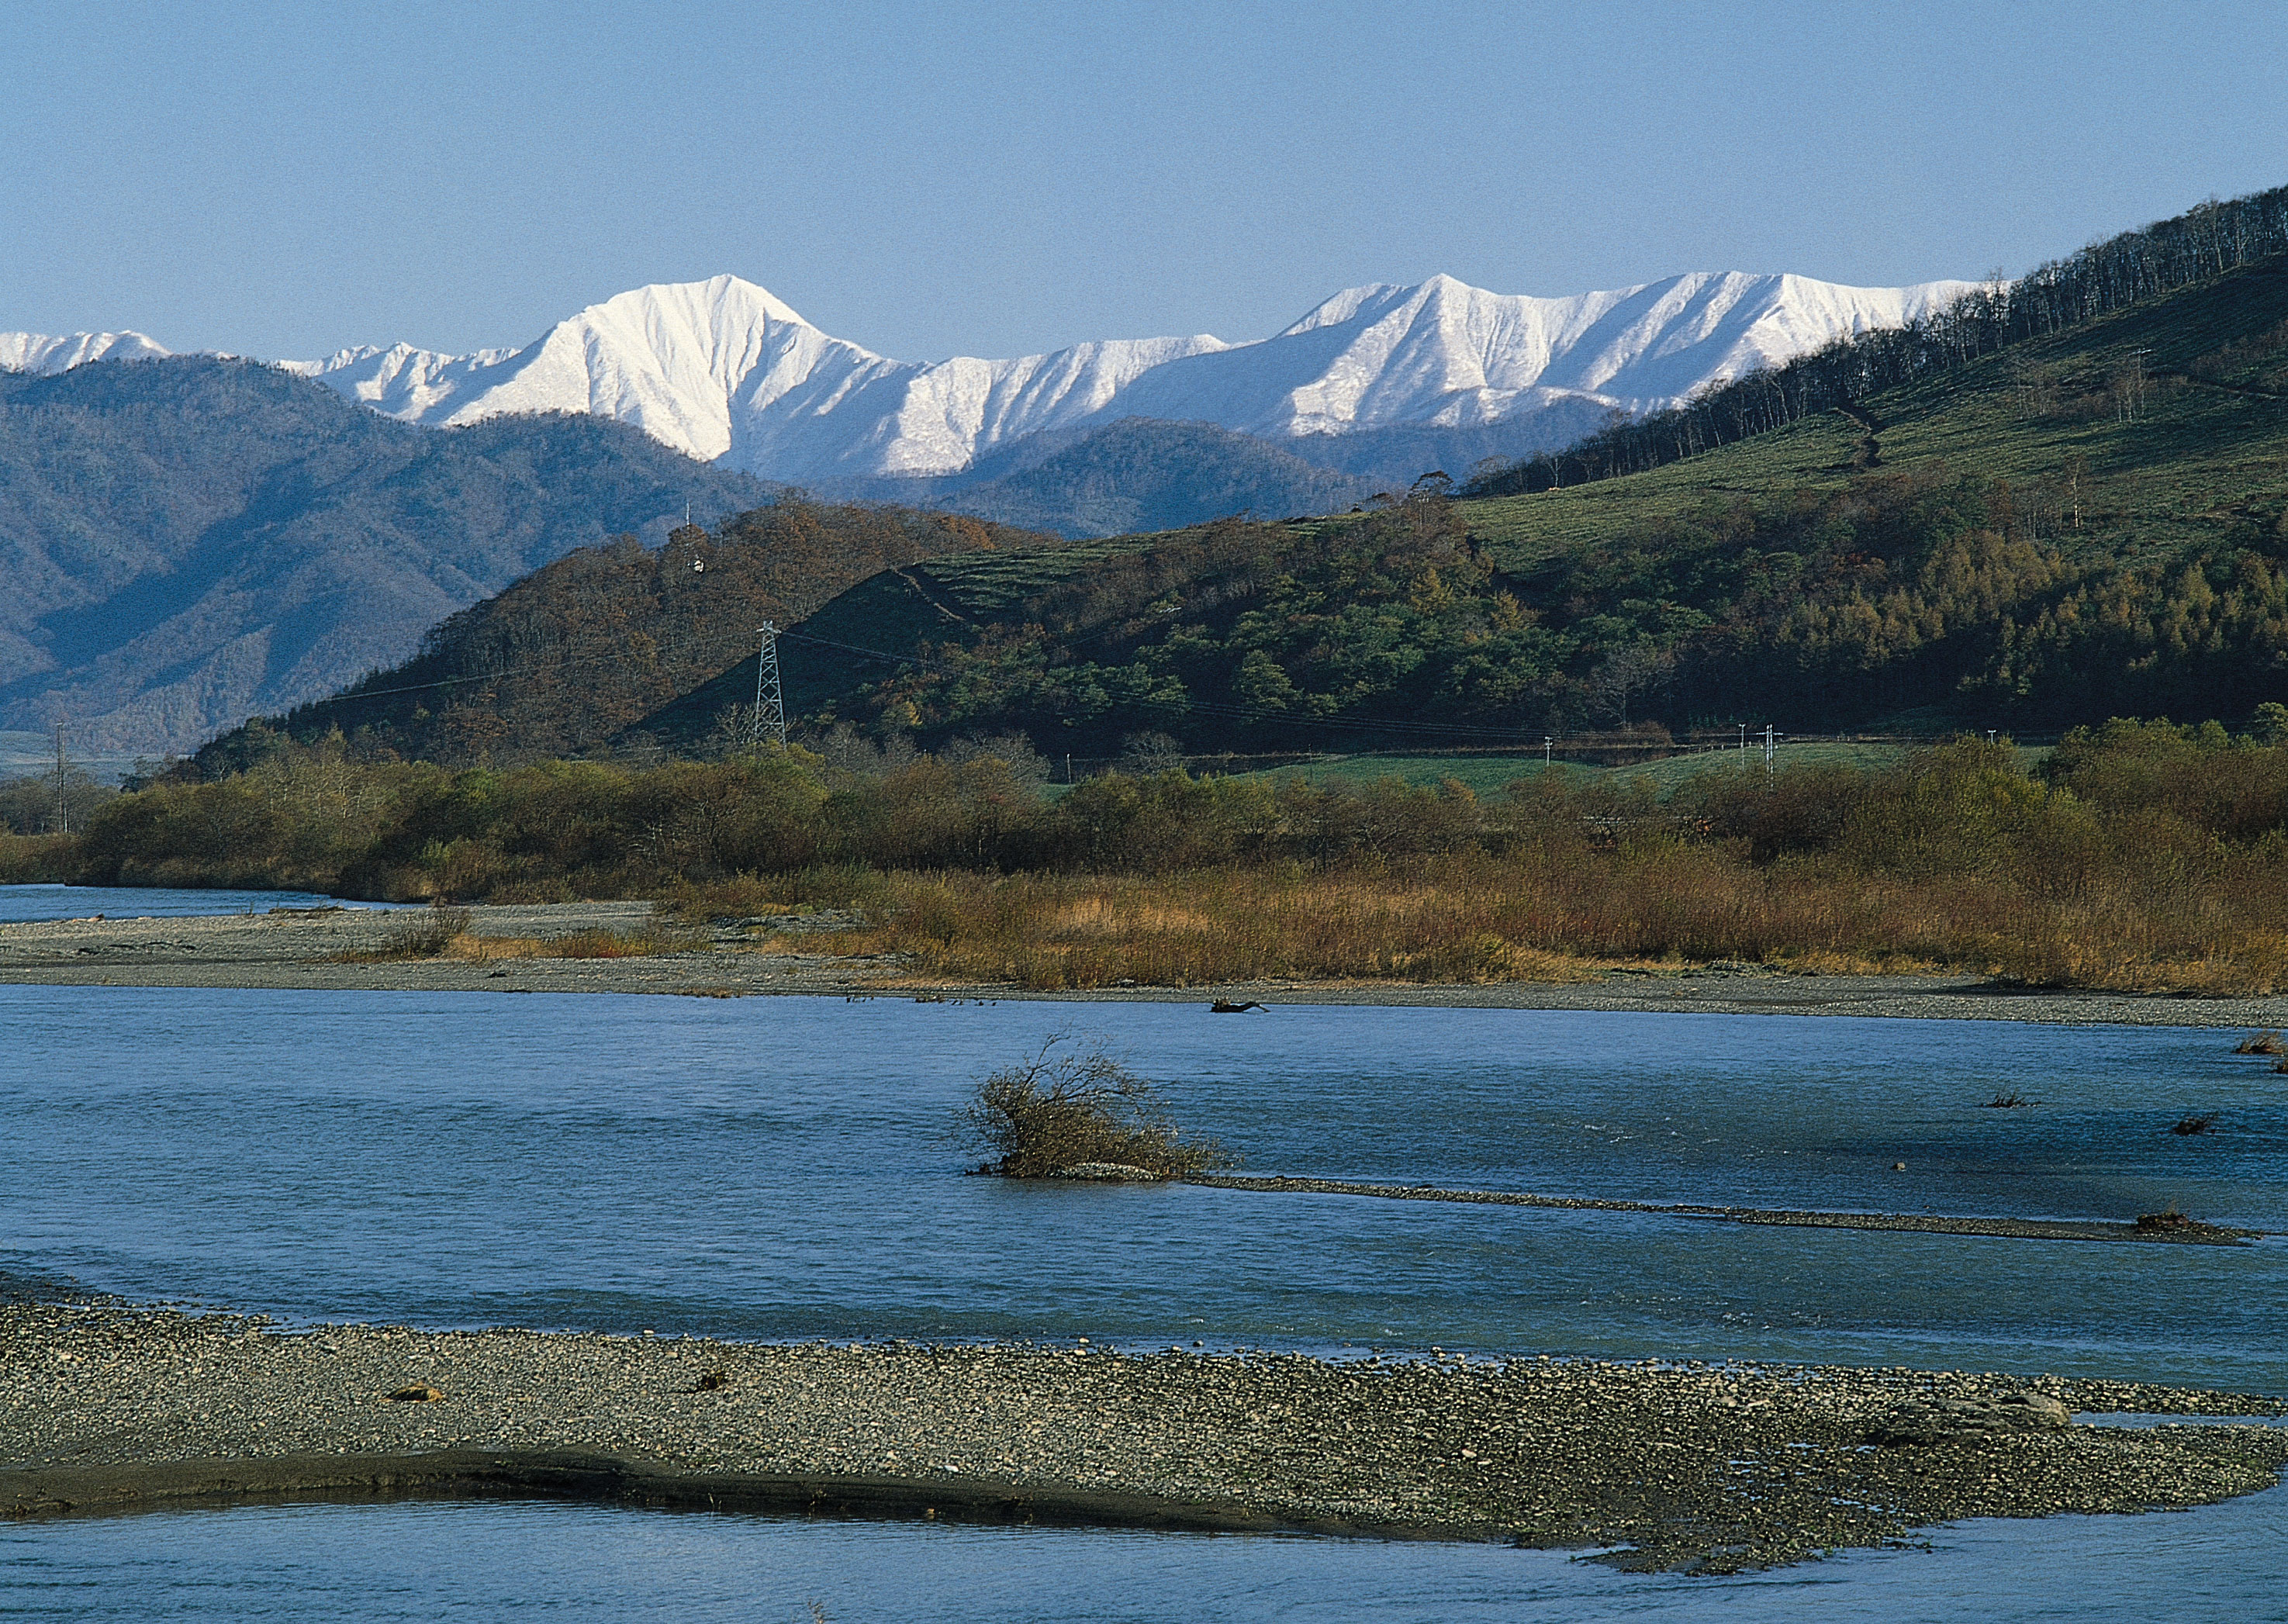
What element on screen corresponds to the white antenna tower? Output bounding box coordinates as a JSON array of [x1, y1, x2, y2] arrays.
[[752, 622, 786, 747]]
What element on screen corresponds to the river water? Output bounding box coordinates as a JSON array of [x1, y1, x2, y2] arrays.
[[0, 883, 396, 924], [2, 898, 2284, 1619]]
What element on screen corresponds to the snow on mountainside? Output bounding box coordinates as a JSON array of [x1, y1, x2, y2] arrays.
[[0, 330, 172, 371], [279, 277, 1232, 480], [276, 271, 1969, 480], [1127, 271, 1973, 436], [8, 268, 1973, 482]]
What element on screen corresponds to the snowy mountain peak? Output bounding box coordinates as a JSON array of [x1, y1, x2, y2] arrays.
[[0, 330, 172, 373], [9, 267, 1977, 482]]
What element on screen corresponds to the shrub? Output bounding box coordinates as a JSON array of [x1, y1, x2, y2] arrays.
[[956, 1035, 1234, 1179], [376, 905, 472, 959], [0, 833, 76, 883]]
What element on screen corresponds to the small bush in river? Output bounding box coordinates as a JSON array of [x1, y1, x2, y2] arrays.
[[957, 1035, 1234, 1179]]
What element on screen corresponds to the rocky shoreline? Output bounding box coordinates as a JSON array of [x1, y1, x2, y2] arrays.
[[5, 1303, 2285, 1573], [6, 900, 2288, 1026]]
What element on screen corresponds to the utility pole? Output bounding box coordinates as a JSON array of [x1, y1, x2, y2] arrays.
[[752, 623, 786, 748], [53, 720, 68, 834]]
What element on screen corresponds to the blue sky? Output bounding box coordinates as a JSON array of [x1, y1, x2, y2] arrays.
[[5, 1, 2283, 362]]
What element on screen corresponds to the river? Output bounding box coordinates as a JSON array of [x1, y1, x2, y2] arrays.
[[2, 886, 2283, 1619]]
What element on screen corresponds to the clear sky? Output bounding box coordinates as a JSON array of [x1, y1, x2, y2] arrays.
[[5, 0, 2283, 363]]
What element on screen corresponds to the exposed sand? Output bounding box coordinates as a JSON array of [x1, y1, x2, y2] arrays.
[[5, 900, 2286, 1028]]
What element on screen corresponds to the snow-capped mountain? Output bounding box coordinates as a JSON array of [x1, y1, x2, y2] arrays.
[[1111, 272, 1971, 437], [7, 268, 1972, 482], [0, 329, 172, 371], [278, 276, 1233, 479]]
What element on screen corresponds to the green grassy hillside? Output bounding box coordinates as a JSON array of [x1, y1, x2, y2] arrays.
[[1464, 252, 2288, 564]]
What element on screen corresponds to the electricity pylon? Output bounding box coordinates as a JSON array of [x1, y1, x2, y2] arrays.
[[752, 622, 786, 747]]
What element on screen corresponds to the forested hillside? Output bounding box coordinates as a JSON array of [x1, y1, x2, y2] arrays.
[[643, 240, 2288, 758], [0, 356, 768, 754], [195, 502, 1062, 770]]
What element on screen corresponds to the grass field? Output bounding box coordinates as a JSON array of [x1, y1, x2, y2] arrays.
[[1218, 740, 1950, 797], [1457, 256, 2288, 572]]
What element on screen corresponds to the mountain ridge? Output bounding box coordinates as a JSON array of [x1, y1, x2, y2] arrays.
[[5, 268, 1972, 485]]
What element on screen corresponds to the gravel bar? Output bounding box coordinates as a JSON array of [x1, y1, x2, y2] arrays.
[[1184, 1176, 2263, 1246], [6, 1304, 2286, 1573]]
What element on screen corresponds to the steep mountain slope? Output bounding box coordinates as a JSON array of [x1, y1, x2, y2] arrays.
[[0, 358, 769, 755], [638, 250, 2288, 757]]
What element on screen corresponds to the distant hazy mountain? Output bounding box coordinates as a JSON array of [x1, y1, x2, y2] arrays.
[[0, 358, 769, 756], [8, 269, 1972, 490], [918, 419, 1381, 537]]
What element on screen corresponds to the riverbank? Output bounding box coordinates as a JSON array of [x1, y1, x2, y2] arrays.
[[5, 900, 2288, 1026], [5, 1303, 2285, 1574]]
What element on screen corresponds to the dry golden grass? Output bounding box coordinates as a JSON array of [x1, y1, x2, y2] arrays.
[[445, 925, 700, 961], [337, 912, 700, 964], [719, 845, 2288, 996]]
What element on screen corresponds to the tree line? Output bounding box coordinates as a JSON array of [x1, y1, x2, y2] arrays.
[[14, 721, 2288, 995]]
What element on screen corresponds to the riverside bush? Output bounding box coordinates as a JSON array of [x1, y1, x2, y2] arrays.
[[957, 1037, 1233, 1179]]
